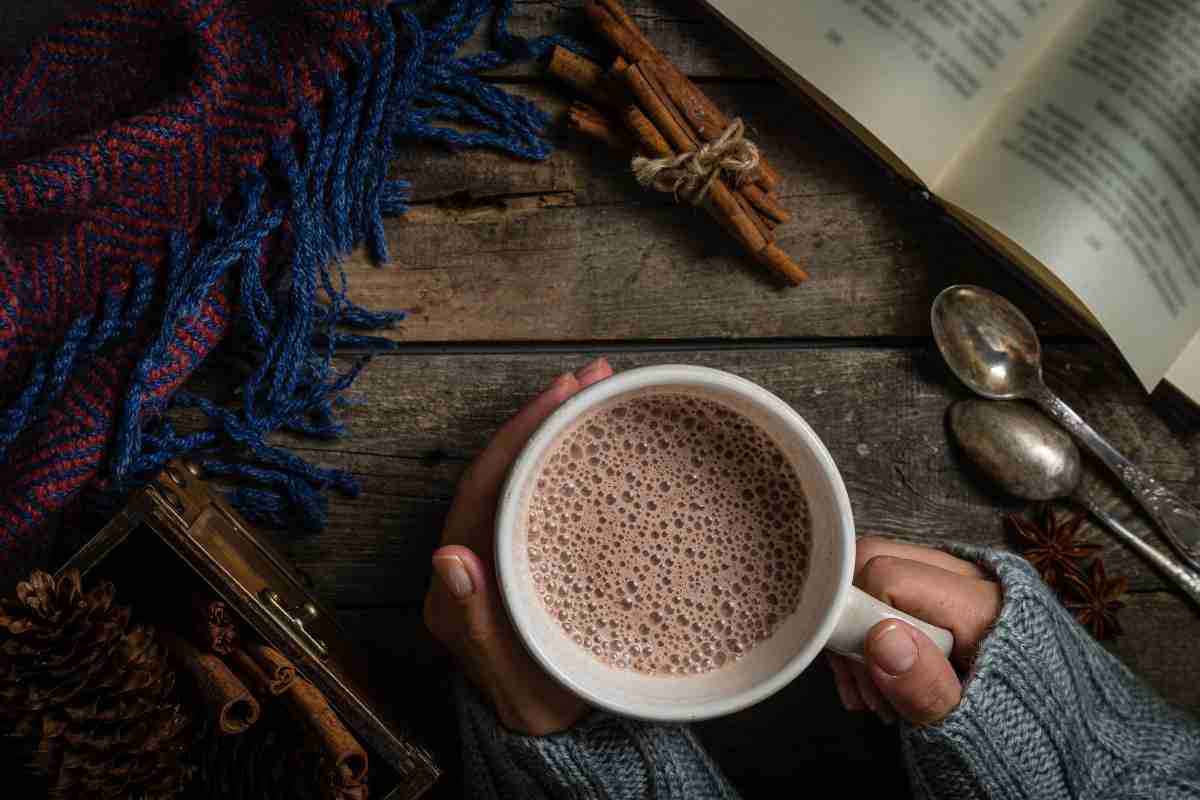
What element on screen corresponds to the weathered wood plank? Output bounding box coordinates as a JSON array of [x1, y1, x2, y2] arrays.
[[363, 82, 1077, 342], [178, 346, 1200, 603], [463, 0, 770, 79], [1101, 592, 1200, 712]]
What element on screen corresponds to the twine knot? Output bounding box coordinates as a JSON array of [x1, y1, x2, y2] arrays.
[[631, 118, 759, 205]]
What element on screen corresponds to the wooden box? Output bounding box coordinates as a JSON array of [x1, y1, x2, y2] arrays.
[[61, 460, 440, 800]]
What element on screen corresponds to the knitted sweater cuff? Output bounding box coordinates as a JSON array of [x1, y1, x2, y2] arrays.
[[454, 678, 739, 800], [902, 544, 1200, 799]]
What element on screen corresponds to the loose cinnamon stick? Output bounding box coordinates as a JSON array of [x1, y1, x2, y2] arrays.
[[284, 678, 368, 787], [229, 641, 297, 696], [161, 631, 259, 734], [584, 0, 782, 190], [547, 47, 621, 109], [568, 102, 633, 151]]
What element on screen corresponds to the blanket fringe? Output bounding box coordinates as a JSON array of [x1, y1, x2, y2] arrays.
[[4, 1, 586, 532]]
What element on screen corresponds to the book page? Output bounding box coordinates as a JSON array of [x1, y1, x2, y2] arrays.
[[938, 0, 1200, 390], [702, 0, 1086, 182], [1166, 331, 1200, 401]]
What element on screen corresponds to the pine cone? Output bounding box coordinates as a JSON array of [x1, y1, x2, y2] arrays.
[[0, 570, 198, 799]]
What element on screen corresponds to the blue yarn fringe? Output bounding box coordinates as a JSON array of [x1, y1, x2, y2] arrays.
[[1, 1, 583, 532]]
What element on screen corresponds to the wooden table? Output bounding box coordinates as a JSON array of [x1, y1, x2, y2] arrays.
[[308, 3, 1200, 793], [7, 1, 1199, 795]]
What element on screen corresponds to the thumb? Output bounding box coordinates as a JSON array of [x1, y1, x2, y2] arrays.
[[428, 545, 504, 649], [864, 619, 962, 726]]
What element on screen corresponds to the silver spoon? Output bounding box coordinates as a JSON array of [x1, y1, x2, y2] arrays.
[[932, 284, 1200, 573], [949, 399, 1200, 605]]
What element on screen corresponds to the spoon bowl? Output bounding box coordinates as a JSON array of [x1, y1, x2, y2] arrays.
[[931, 285, 1043, 399], [947, 399, 1200, 605], [948, 400, 1079, 501], [931, 283, 1200, 572]]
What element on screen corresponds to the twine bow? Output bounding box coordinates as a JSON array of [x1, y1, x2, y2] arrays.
[[631, 118, 760, 205]]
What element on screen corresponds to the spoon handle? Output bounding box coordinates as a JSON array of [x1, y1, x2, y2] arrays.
[[1073, 492, 1200, 607], [1034, 387, 1200, 574]]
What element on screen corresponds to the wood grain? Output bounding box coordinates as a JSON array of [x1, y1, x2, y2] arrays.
[[460, 0, 771, 79], [358, 82, 1078, 343], [179, 347, 1200, 605]]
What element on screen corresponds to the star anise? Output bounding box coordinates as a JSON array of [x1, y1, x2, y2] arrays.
[[1006, 504, 1101, 589], [1063, 559, 1128, 640]]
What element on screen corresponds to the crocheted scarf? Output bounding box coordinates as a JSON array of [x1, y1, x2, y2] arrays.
[[0, 0, 575, 581]]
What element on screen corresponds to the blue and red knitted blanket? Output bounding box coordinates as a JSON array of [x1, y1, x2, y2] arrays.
[[0, 0, 575, 581]]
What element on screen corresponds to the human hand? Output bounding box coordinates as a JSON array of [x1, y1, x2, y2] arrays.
[[827, 537, 1002, 725], [423, 358, 614, 736]]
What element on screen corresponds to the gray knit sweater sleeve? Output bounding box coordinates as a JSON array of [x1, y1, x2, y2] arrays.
[[903, 545, 1200, 800], [456, 545, 1200, 799], [455, 680, 739, 799]]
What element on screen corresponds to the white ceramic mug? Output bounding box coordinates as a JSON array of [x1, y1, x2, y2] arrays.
[[496, 365, 953, 722]]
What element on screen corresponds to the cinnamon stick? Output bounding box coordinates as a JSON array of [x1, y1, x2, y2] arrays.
[[568, 102, 633, 151], [757, 241, 809, 285], [623, 106, 672, 158], [734, 184, 773, 242], [547, 46, 621, 109], [742, 183, 787, 227], [161, 631, 259, 734], [228, 641, 297, 696], [621, 62, 698, 157], [284, 678, 368, 787], [584, 0, 782, 190], [192, 596, 238, 655]]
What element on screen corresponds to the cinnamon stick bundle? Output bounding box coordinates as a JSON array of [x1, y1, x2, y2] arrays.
[[229, 641, 297, 696], [548, 46, 621, 109], [583, 0, 783, 191], [549, 47, 788, 227], [160, 631, 259, 734], [567, 102, 633, 152], [547, 36, 806, 283], [284, 678, 369, 788], [566, 73, 807, 284]]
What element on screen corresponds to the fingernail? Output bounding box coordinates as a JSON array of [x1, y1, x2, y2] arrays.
[[576, 357, 608, 380], [433, 555, 474, 598], [871, 624, 917, 676]]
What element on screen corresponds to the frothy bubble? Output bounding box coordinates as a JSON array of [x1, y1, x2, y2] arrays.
[[526, 392, 811, 676]]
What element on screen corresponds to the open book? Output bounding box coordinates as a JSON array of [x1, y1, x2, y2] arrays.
[[701, 0, 1200, 400]]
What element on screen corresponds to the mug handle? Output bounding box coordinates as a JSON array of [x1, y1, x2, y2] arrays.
[[825, 586, 954, 661]]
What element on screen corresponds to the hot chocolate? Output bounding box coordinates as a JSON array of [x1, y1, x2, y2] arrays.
[[524, 391, 810, 675]]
